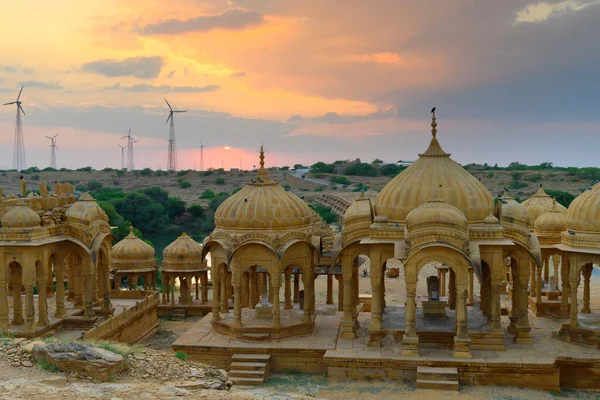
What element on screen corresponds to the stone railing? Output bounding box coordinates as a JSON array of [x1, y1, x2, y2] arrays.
[[84, 292, 160, 344], [313, 194, 352, 217]]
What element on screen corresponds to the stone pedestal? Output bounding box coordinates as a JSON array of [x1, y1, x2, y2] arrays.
[[547, 291, 560, 301], [256, 303, 273, 318], [453, 337, 472, 358], [422, 300, 446, 318], [401, 336, 419, 357]]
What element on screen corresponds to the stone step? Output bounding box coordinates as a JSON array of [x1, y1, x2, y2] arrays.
[[231, 354, 271, 362], [417, 366, 458, 381], [231, 377, 265, 386], [241, 332, 271, 341], [229, 369, 265, 378], [230, 361, 268, 371], [416, 379, 459, 391]]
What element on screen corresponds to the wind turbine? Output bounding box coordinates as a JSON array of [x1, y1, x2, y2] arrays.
[[121, 127, 136, 171], [45, 133, 59, 169], [4, 86, 27, 170], [118, 144, 127, 170], [199, 140, 205, 172], [165, 98, 186, 171]]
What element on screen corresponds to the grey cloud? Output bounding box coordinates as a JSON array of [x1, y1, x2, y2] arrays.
[[287, 114, 304, 123], [289, 108, 397, 125], [230, 71, 246, 78], [0, 65, 35, 74], [19, 80, 62, 90], [81, 57, 164, 79], [140, 8, 265, 35], [103, 83, 220, 93]]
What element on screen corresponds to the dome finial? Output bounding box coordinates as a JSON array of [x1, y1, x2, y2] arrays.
[[259, 144, 265, 169], [431, 106, 437, 139]]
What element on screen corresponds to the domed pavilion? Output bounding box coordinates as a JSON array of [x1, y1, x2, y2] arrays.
[[110, 226, 157, 291], [335, 111, 542, 357], [555, 183, 600, 347], [161, 233, 208, 307], [203, 146, 327, 339]]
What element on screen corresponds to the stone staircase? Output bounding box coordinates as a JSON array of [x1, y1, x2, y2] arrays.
[[171, 309, 186, 320], [229, 354, 271, 386], [416, 366, 459, 391]]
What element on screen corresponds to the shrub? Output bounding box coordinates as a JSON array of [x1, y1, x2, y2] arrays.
[[199, 170, 214, 176], [344, 163, 377, 176], [314, 186, 324, 192], [177, 179, 192, 189], [232, 187, 242, 194], [200, 190, 216, 199], [140, 168, 153, 176], [177, 170, 190, 176], [31, 174, 40, 181], [215, 178, 225, 185], [175, 351, 188, 360], [379, 164, 404, 176], [507, 181, 527, 190], [87, 180, 103, 192], [293, 164, 307, 170], [154, 170, 168, 176], [310, 162, 334, 174], [545, 189, 576, 208], [330, 176, 352, 185], [511, 172, 524, 181], [77, 166, 94, 172], [0, 328, 16, 339], [352, 184, 369, 192], [525, 174, 542, 182], [38, 358, 59, 372], [189, 205, 205, 218], [487, 172, 494, 178], [116, 170, 124, 177]]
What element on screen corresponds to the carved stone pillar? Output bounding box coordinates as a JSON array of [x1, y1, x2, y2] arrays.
[[249, 269, 256, 308], [12, 278, 23, 325], [74, 265, 84, 308], [536, 263, 543, 304], [212, 270, 221, 321], [162, 275, 168, 303], [171, 276, 176, 305], [339, 272, 355, 337], [103, 265, 111, 311], [242, 272, 249, 308], [560, 256, 570, 316], [195, 276, 200, 301], [37, 263, 49, 326], [284, 270, 292, 309], [83, 272, 95, 319], [440, 270, 447, 297], [402, 285, 419, 356], [220, 270, 228, 313], [530, 262, 537, 297], [468, 268, 474, 305], [202, 271, 208, 303], [490, 283, 502, 332], [24, 284, 36, 333], [544, 259, 549, 282], [272, 281, 282, 328], [582, 265, 592, 314], [454, 287, 471, 358], [232, 284, 242, 328], [336, 275, 344, 312], [0, 254, 9, 329], [369, 281, 382, 332], [553, 254, 561, 290], [293, 273, 299, 304], [448, 269, 456, 310], [570, 269, 580, 328], [515, 270, 532, 344], [67, 256, 75, 301], [326, 274, 333, 305]]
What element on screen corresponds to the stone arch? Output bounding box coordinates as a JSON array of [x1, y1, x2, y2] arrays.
[[404, 246, 471, 286], [229, 241, 280, 285]]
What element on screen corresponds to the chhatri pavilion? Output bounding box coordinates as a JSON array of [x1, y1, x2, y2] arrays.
[[174, 111, 600, 391]]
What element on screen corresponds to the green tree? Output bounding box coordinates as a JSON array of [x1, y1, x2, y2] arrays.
[[166, 197, 186, 219], [189, 204, 205, 219], [200, 190, 216, 199], [330, 176, 352, 185], [310, 162, 334, 174], [114, 192, 170, 233], [344, 163, 377, 176], [140, 168, 153, 176], [380, 164, 404, 176], [545, 189, 576, 208], [87, 180, 103, 192]]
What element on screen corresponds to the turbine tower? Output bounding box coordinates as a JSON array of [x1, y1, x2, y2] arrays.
[[121, 127, 136, 171], [199, 140, 205, 172], [45, 133, 59, 169], [165, 98, 186, 171], [4, 86, 27, 171], [118, 144, 127, 170]]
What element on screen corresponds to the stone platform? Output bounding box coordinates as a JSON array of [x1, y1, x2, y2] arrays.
[[174, 306, 600, 391]]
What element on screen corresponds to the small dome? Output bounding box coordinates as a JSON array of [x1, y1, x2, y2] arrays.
[[566, 184, 600, 233], [498, 193, 530, 228], [162, 233, 204, 271], [343, 193, 373, 222], [535, 199, 568, 234], [111, 227, 156, 270], [406, 196, 468, 231], [64, 192, 108, 224], [484, 214, 500, 225], [1, 204, 41, 228], [214, 147, 313, 231], [374, 115, 494, 225], [521, 187, 567, 227], [405, 196, 469, 252]]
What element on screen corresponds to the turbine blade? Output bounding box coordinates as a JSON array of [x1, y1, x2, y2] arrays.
[[174, 110, 186, 113], [129, 127, 131, 135], [17, 86, 23, 101], [3, 102, 16, 105], [164, 98, 172, 110], [54, 133, 59, 138], [19, 104, 25, 115], [45, 136, 52, 139], [166, 113, 172, 124], [121, 135, 128, 139], [55, 146, 60, 151]]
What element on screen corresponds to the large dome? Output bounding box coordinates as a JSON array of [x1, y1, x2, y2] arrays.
[[566, 184, 600, 233], [162, 233, 204, 271], [64, 192, 108, 224], [522, 186, 567, 227], [214, 148, 313, 231], [375, 115, 494, 224]]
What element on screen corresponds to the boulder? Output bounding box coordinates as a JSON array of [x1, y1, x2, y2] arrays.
[[32, 342, 128, 382]]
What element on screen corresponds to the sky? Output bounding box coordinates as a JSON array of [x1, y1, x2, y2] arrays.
[[0, 0, 599, 170]]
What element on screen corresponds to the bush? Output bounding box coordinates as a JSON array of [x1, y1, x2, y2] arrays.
[[154, 170, 168, 176], [344, 163, 377, 176], [310, 204, 337, 224], [380, 164, 405, 176], [486, 172, 494, 178], [507, 181, 527, 190], [175, 351, 188, 360], [200, 190, 216, 199], [330, 176, 352, 185], [189, 205, 205, 218], [87, 180, 103, 192], [545, 189, 576, 208], [310, 162, 334, 174], [116, 170, 124, 177], [177, 170, 190, 176], [77, 166, 94, 172], [140, 168, 153, 176], [525, 174, 542, 182], [215, 178, 225, 185], [314, 186, 324, 192], [511, 172, 524, 181], [293, 164, 307, 170], [30, 174, 40, 181], [232, 187, 242, 194], [178, 179, 192, 189], [199, 170, 214, 176], [38, 358, 59, 372], [352, 184, 369, 192]]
